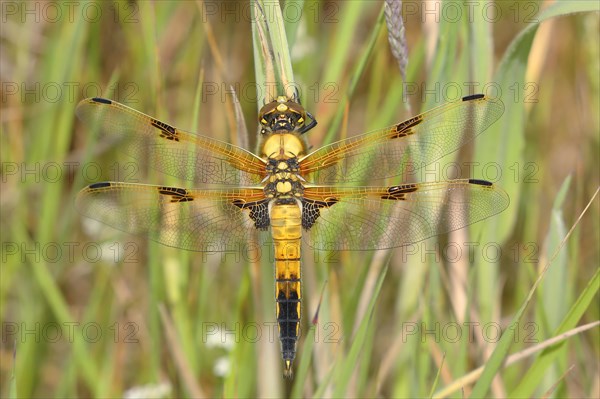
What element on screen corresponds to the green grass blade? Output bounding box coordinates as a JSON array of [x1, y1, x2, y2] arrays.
[[290, 324, 317, 398], [474, 0, 600, 246], [470, 184, 599, 398], [540, 176, 572, 329], [332, 263, 389, 397], [322, 6, 386, 145], [283, 0, 305, 49], [24, 14, 100, 392], [252, 0, 296, 104], [321, 2, 366, 85], [510, 266, 600, 397], [535, 176, 571, 394]]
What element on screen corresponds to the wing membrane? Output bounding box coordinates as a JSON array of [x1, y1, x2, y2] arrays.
[[303, 179, 509, 250], [76, 182, 268, 252], [300, 95, 504, 184], [76, 98, 266, 185]]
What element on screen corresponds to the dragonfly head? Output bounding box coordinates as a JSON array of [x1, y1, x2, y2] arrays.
[[259, 96, 316, 135]]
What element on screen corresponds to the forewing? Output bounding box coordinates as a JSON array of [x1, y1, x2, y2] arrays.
[[76, 182, 269, 252], [302, 179, 509, 250], [76, 98, 266, 185], [300, 95, 504, 184]]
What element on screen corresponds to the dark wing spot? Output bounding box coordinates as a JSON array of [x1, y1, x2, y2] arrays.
[[302, 198, 339, 229], [381, 184, 418, 200], [158, 186, 194, 203], [151, 118, 179, 141], [231, 199, 245, 208], [158, 186, 187, 195], [88, 181, 112, 189], [462, 94, 484, 101], [232, 199, 270, 229], [91, 97, 112, 105], [390, 116, 422, 139]]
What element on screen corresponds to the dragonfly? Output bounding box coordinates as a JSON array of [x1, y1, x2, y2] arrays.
[[75, 93, 509, 378]]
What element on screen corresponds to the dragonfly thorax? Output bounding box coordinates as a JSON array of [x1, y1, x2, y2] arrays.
[[264, 158, 304, 200], [260, 133, 306, 160]]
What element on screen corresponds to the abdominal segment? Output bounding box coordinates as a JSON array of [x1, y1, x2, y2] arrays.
[[271, 203, 302, 377]]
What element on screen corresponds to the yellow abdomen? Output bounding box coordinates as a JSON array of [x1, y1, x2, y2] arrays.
[[270, 203, 302, 378]]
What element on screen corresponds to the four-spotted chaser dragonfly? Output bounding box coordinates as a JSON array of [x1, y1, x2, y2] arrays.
[[75, 93, 509, 377]]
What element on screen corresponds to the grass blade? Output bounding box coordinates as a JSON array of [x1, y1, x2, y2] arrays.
[[470, 186, 599, 397]]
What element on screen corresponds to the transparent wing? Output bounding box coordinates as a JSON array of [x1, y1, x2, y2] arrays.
[[76, 182, 269, 252], [76, 98, 266, 186], [302, 179, 509, 250], [300, 95, 504, 184]]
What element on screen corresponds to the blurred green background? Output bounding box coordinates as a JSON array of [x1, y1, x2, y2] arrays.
[[1, 1, 598, 398]]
